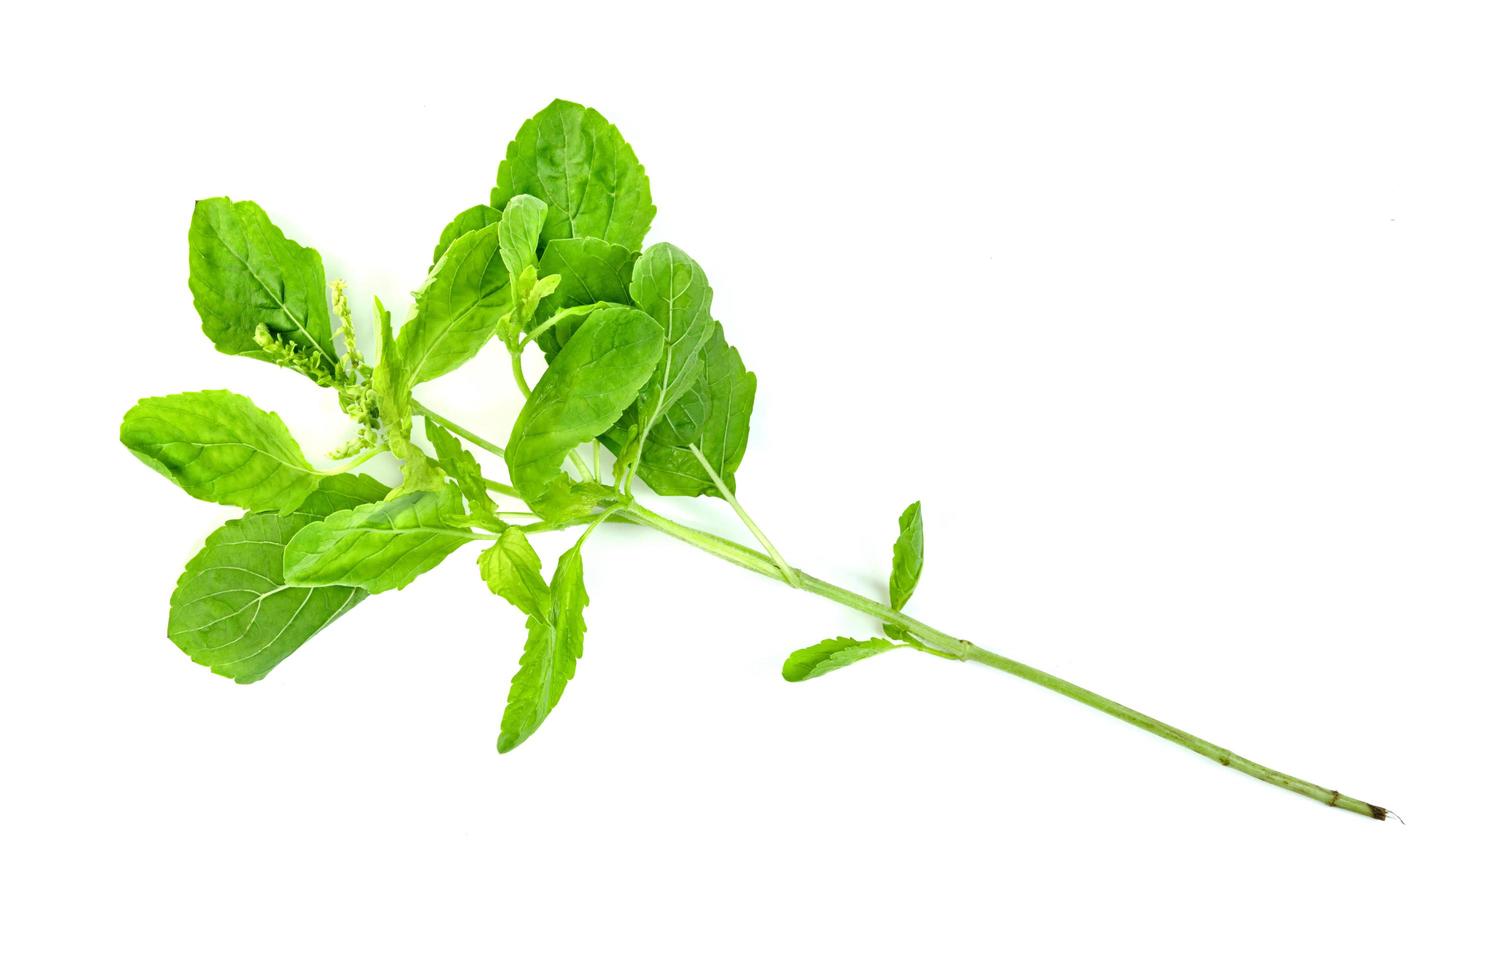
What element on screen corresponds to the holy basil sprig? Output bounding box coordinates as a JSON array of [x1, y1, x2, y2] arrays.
[[120, 99, 1389, 820]]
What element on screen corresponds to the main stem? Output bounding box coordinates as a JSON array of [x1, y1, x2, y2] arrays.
[[620, 500, 1388, 820], [412, 404, 1386, 820]]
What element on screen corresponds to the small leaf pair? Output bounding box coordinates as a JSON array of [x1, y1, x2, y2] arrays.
[[782, 502, 926, 681], [479, 529, 589, 752]]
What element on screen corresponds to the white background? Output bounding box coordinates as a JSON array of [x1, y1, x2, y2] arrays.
[[3, 2, 1484, 976]]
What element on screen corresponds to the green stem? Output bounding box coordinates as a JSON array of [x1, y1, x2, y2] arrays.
[[521, 301, 616, 350], [412, 400, 505, 459], [568, 449, 595, 482], [482, 477, 522, 499], [686, 444, 800, 587], [400, 409, 1386, 820], [508, 350, 533, 399], [620, 500, 1388, 820], [577, 502, 626, 548], [324, 446, 385, 475]]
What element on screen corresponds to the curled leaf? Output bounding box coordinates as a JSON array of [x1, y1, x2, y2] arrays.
[[506, 307, 663, 517]]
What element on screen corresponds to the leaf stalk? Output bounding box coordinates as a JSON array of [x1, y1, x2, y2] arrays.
[[412, 400, 506, 458], [686, 444, 801, 587]]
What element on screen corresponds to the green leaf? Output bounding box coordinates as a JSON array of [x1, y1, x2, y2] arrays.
[[498, 544, 588, 753], [477, 527, 551, 623], [782, 637, 898, 682], [283, 485, 476, 593], [432, 203, 501, 267], [497, 194, 547, 281], [506, 306, 663, 516], [493, 197, 561, 349], [883, 502, 925, 642], [188, 197, 336, 367], [167, 473, 389, 683], [626, 243, 717, 444], [889, 502, 924, 610], [492, 99, 655, 251], [397, 219, 512, 385], [532, 237, 637, 356], [121, 390, 324, 512], [624, 323, 756, 497], [425, 419, 499, 528], [524, 480, 618, 524]]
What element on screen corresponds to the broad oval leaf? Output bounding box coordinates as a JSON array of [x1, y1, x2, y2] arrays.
[[491, 99, 655, 250], [283, 486, 477, 593], [625, 323, 756, 497], [121, 390, 324, 512], [167, 474, 388, 683], [506, 306, 663, 515], [498, 545, 588, 753], [188, 197, 336, 366], [627, 243, 717, 441], [478, 527, 551, 623], [397, 219, 512, 385], [431, 203, 501, 267], [533, 237, 637, 356], [782, 637, 898, 682]]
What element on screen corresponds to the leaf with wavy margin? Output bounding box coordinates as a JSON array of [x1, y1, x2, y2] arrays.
[[188, 197, 336, 366], [782, 637, 898, 682], [166, 474, 389, 683], [121, 390, 325, 512], [283, 485, 478, 593], [497, 545, 587, 752], [491, 99, 654, 250]]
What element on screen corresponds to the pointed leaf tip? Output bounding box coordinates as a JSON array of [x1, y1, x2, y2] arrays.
[[782, 637, 898, 682]]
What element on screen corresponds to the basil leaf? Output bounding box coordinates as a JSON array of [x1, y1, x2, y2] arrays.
[[283, 485, 476, 593], [624, 323, 756, 497], [121, 390, 324, 512], [432, 203, 501, 267], [506, 307, 663, 516], [532, 238, 637, 356], [167, 474, 389, 683], [889, 502, 924, 610], [397, 219, 511, 385], [497, 194, 546, 281], [883, 502, 925, 642], [782, 637, 898, 682], [626, 243, 717, 442], [477, 527, 551, 623], [425, 419, 499, 528], [491, 99, 655, 250], [497, 544, 588, 753], [188, 197, 336, 367]]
